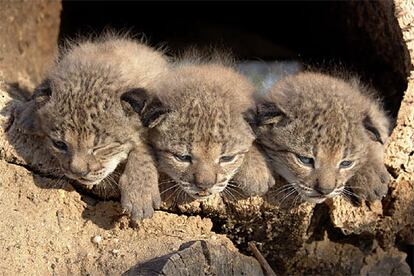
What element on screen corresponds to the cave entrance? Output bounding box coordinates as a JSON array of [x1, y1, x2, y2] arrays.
[[60, 1, 410, 118]]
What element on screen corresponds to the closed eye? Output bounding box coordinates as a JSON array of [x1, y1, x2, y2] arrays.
[[51, 139, 68, 152], [219, 155, 237, 163], [92, 143, 123, 156]]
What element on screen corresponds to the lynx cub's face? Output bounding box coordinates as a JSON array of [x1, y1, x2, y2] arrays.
[[151, 103, 254, 200], [128, 64, 256, 199], [25, 68, 138, 186], [254, 72, 390, 203]]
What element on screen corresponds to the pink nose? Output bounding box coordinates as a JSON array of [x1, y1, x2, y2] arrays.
[[314, 184, 334, 195], [69, 164, 89, 177]]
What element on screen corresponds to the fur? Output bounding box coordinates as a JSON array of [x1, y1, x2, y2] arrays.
[[16, 33, 169, 220], [253, 71, 391, 203], [125, 57, 275, 200]]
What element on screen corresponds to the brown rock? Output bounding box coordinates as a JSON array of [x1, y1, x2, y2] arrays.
[[124, 240, 264, 276]]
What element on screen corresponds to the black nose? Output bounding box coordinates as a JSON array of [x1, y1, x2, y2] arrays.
[[314, 185, 334, 195]]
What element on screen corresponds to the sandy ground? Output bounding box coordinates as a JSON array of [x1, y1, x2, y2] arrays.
[[0, 158, 235, 275]]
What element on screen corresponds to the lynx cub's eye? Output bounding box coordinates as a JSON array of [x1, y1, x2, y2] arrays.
[[296, 155, 314, 166], [174, 154, 192, 163], [51, 139, 68, 152], [219, 155, 236, 163], [339, 160, 353, 168]]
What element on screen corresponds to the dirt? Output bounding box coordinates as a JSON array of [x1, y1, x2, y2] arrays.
[[0, 156, 234, 275]]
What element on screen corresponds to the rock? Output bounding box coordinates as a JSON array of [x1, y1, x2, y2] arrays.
[[289, 235, 411, 275], [361, 246, 412, 276], [123, 240, 264, 276], [92, 235, 102, 244]]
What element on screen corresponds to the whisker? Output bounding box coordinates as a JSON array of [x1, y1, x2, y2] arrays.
[[270, 185, 296, 199], [280, 188, 298, 206], [106, 175, 120, 187], [340, 190, 354, 203], [226, 183, 242, 189], [346, 186, 364, 191], [110, 171, 122, 177], [342, 188, 362, 200], [164, 185, 181, 203], [158, 180, 177, 185], [223, 189, 236, 202], [173, 188, 184, 207], [269, 183, 298, 192], [160, 184, 180, 195], [48, 175, 66, 189], [224, 187, 238, 201], [226, 186, 244, 199]]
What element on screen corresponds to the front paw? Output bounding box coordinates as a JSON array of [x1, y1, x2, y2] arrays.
[[349, 164, 390, 202], [119, 174, 161, 222], [235, 171, 275, 196]]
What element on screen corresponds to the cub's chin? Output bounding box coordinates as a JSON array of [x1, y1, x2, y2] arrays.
[[75, 177, 103, 187], [66, 171, 113, 188], [183, 184, 227, 200], [301, 195, 327, 204]]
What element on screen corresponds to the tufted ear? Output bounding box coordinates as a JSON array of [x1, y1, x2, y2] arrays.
[[255, 101, 287, 126], [15, 79, 51, 135], [363, 115, 384, 145], [31, 79, 52, 101], [120, 88, 170, 128]]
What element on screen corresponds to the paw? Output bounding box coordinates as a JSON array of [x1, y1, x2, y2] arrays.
[[349, 164, 390, 202], [235, 170, 275, 196], [119, 173, 161, 222], [121, 191, 156, 222], [362, 172, 389, 202]]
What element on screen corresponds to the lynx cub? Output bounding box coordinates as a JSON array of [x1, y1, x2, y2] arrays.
[[16, 34, 168, 220], [253, 72, 390, 204], [123, 60, 275, 200]]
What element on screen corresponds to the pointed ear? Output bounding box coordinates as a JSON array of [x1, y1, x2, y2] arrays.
[[15, 79, 51, 134], [31, 79, 52, 104], [120, 88, 150, 116], [255, 101, 287, 126], [120, 88, 169, 128], [363, 115, 384, 144]]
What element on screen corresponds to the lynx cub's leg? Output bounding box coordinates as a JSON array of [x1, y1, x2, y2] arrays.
[[232, 143, 275, 196], [120, 145, 161, 221]]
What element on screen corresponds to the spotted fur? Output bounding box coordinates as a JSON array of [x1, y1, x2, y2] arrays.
[[135, 61, 275, 200], [17, 34, 169, 220], [254, 72, 391, 204]]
